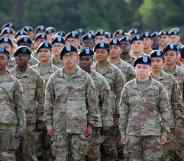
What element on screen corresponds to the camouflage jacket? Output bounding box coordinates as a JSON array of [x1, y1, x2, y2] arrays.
[[120, 78, 170, 137], [44, 66, 101, 134]]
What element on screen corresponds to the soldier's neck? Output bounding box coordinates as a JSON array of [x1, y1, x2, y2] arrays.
[[152, 69, 161, 77], [109, 57, 121, 65], [17, 64, 28, 73], [64, 66, 77, 75], [164, 64, 176, 71]]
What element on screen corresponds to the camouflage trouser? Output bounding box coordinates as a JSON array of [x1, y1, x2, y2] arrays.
[[0, 128, 18, 161], [87, 129, 103, 161], [124, 135, 162, 161], [51, 133, 89, 161], [16, 125, 40, 161], [175, 134, 184, 161], [101, 127, 118, 161]]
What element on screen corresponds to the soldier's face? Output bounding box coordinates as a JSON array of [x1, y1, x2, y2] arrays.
[[0, 55, 8, 71], [95, 36, 105, 44], [95, 49, 109, 62], [164, 51, 177, 66], [180, 57, 184, 65], [79, 56, 93, 69], [52, 43, 64, 57], [159, 35, 169, 47], [151, 57, 163, 71], [38, 48, 50, 63], [135, 64, 151, 80], [170, 35, 180, 44], [143, 38, 153, 49], [0, 43, 12, 54], [66, 38, 79, 49], [131, 41, 144, 53], [63, 53, 76, 69], [120, 42, 130, 53], [15, 54, 30, 66], [110, 46, 121, 59]]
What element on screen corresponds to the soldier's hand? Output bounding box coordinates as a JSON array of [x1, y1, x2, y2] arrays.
[[160, 135, 167, 145], [84, 126, 92, 137], [47, 127, 55, 136], [175, 127, 184, 137], [121, 136, 127, 145]]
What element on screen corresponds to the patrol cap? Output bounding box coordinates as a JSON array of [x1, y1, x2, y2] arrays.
[[35, 33, 47, 41], [55, 31, 65, 37], [94, 42, 110, 52], [142, 32, 152, 38], [82, 33, 95, 41], [14, 46, 32, 57], [15, 30, 28, 38], [37, 41, 52, 52], [52, 36, 65, 45], [46, 27, 56, 34], [35, 25, 45, 34], [0, 47, 10, 58], [17, 35, 32, 47], [22, 26, 34, 33], [179, 45, 184, 58], [109, 38, 120, 46], [65, 31, 79, 39], [134, 54, 151, 67], [0, 37, 13, 46], [104, 32, 113, 39], [0, 27, 14, 36], [119, 36, 130, 44], [163, 44, 178, 54], [80, 47, 94, 57], [60, 45, 77, 60], [130, 35, 143, 44], [150, 50, 164, 59]]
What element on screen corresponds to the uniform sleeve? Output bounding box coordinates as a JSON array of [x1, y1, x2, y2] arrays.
[[14, 80, 26, 130], [35, 75, 45, 121], [119, 85, 129, 138], [159, 85, 171, 136], [127, 65, 135, 81], [171, 78, 184, 128], [114, 69, 125, 114], [99, 77, 113, 127], [86, 74, 101, 128], [44, 77, 55, 129]]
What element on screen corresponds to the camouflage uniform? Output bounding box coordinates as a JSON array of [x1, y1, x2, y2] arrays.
[[92, 62, 125, 161], [163, 66, 184, 160], [114, 59, 135, 82], [120, 78, 171, 161], [32, 63, 58, 161], [52, 57, 63, 68], [0, 72, 26, 161], [44, 66, 101, 161], [29, 55, 39, 66], [11, 66, 44, 161], [87, 70, 113, 161]]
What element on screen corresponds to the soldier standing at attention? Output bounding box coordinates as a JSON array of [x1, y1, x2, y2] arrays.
[[44, 45, 101, 161], [120, 55, 171, 161]]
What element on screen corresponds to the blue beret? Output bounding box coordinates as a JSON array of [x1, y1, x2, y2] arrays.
[[14, 46, 32, 57], [80, 48, 94, 57], [60, 45, 77, 59], [151, 50, 164, 59], [134, 54, 151, 67]]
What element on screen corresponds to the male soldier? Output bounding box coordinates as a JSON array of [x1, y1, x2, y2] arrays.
[[95, 30, 105, 45], [179, 46, 184, 67], [151, 50, 184, 161], [46, 27, 56, 43], [168, 28, 182, 45], [109, 38, 135, 82], [158, 31, 170, 50], [17, 35, 39, 66], [142, 32, 153, 55], [119, 36, 132, 64], [92, 42, 125, 161], [65, 31, 81, 50], [120, 54, 171, 161], [81, 33, 95, 49], [79, 47, 113, 161], [11, 46, 44, 161], [129, 35, 144, 65], [163, 44, 184, 100], [51, 36, 65, 68], [32, 41, 57, 161], [44, 44, 101, 161], [0, 47, 26, 161]]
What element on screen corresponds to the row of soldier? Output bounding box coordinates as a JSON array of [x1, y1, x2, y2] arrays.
[[0, 23, 184, 161]]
